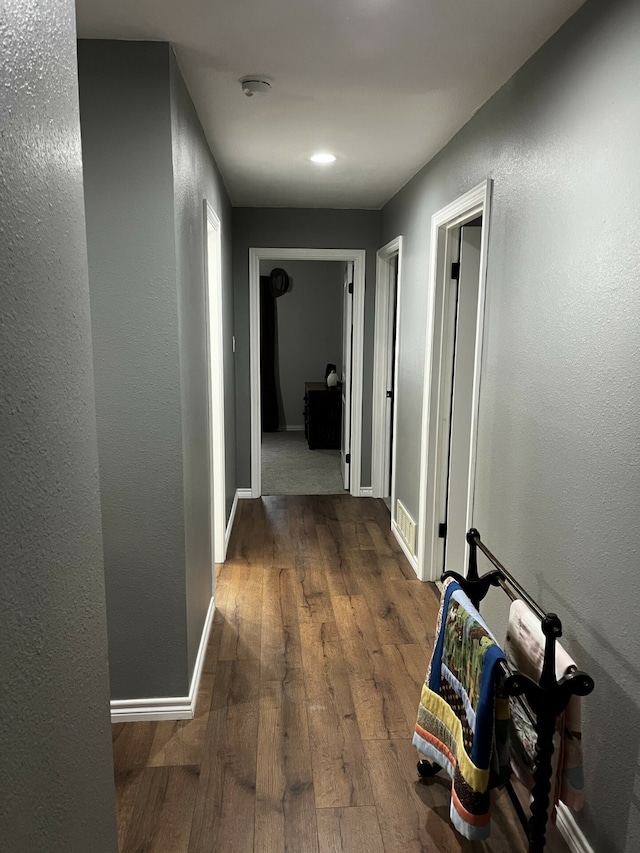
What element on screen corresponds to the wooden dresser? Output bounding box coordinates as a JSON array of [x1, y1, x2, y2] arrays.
[[303, 382, 342, 449]]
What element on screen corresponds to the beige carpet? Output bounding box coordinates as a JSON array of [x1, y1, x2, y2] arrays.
[[261, 431, 345, 495]]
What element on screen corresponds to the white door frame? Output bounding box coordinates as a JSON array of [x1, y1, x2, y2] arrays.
[[204, 201, 227, 564], [341, 261, 354, 491], [371, 236, 402, 510], [249, 247, 366, 498], [417, 180, 492, 582]]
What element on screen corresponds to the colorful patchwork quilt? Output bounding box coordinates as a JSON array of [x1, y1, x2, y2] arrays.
[[413, 577, 510, 841]]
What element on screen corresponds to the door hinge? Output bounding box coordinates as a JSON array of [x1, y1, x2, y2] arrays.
[[451, 262, 460, 280], [345, 453, 351, 464], [438, 522, 447, 539], [386, 390, 393, 399], [348, 281, 354, 294]]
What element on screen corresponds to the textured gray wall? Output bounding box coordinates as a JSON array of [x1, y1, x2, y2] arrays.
[[0, 2, 117, 850], [233, 208, 381, 487], [381, 0, 640, 849], [79, 41, 189, 699], [259, 260, 344, 427], [169, 50, 235, 676]]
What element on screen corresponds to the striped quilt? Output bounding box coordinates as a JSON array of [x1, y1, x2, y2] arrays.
[[413, 577, 509, 840]]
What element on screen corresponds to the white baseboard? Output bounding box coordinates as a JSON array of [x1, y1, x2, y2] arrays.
[[110, 596, 215, 723], [225, 489, 239, 555], [391, 519, 419, 577], [556, 802, 594, 853], [237, 488, 252, 500], [110, 696, 194, 723], [185, 595, 215, 715], [359, 487, 373, 497], [278, 425, 305, 431]]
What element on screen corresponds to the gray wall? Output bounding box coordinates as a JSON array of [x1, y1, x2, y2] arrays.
[[260, 260, 343, 428], [0, 3, 117, 850], [79, 41, 189, 699], [381, 0, 640, 849], [169, 49, 236, 676], [79, 42, 234, 700], [233, 209, 381, 487]]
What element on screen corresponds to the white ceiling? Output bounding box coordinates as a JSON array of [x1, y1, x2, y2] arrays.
[[75, 0, 585, 209]]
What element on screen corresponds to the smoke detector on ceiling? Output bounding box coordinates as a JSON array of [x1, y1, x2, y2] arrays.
[[240, 77, 272, 97]]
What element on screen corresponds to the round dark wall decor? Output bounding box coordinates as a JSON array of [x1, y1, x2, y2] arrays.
[[269, 267, 290, 297]]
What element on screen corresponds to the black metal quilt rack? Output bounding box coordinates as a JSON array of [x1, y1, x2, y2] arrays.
[[417, 528, 594, 853]]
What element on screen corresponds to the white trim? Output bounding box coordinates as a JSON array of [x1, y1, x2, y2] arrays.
[[417, 180, 492, 582], [237, 488, 253, 500], [359, 487, 373, 497], [110, 596, 215, 722], [249, 249, 261, 498], [556, 803, 595, 853], [249, 248, 366, 498], [204, 201, 227, 565], [186, 595, 215, 715], [391, 520, 419, 576], [341, 261, 354, 491], [371, 236, 402, 510], [278, 425, 305, 432], [225, 489, 239, 553], [110, 696, 193, 723]]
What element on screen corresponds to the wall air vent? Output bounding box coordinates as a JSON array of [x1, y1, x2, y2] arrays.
[[396, 499, 417, 556]]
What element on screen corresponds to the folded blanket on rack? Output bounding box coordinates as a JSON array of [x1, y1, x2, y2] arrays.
[[505, 599, 584, 813], [413, 577, 510, 841]]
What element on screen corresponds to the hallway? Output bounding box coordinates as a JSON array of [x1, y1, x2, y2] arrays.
[[112, 495, 568, 852], [261, 432, 343, 495]]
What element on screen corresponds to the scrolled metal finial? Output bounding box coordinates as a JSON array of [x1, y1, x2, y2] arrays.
[[541, 612, 563, 638], [563, 671, 595, 698], [466, 528, 481, 545]]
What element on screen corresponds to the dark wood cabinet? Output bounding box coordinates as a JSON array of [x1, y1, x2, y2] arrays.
[[303, 382, 342, 449]]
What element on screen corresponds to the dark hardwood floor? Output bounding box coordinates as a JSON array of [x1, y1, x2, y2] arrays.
[[112, 495, 569, 852]]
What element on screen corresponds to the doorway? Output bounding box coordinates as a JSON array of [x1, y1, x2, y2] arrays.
[[372, 237, 403, 516], [249, 248, 366, 498], [417, 181, 492, 582], [258, 258, 344, 495]]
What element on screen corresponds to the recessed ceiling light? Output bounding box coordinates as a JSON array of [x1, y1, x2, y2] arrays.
[[310, 152, 337, 164]]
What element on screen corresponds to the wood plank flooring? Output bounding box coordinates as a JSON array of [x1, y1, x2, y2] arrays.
[[113, 495, 570, 853]]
